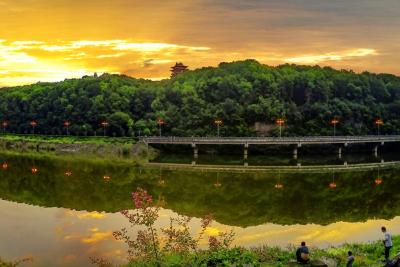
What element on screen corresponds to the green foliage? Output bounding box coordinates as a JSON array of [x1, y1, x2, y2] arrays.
[[195, 248, 260, 267], [1, 61, 399, 137]]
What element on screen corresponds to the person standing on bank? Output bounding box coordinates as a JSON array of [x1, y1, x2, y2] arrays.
[[382, 226, 393, 262], [346, 251, 355, 267]]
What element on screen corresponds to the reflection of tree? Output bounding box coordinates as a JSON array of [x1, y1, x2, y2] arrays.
[[0, 153, 399, 227]]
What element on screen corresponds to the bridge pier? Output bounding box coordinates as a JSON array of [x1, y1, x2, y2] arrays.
[[293, 147, 298, 159], [337, 146, 342, 159], [244, 143, 249, 160], [192, 143, 198, 159], [373, 145, 378, 157]]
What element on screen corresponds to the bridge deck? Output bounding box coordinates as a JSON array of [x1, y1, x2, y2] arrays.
[[142, 135, 400, 146]]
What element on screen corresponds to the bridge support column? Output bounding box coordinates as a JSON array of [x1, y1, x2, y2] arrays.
[[244, 143, 249, 160], [192, 143, 198, 159], [293, 147, 298, 160], [373, 145, 378, 157]]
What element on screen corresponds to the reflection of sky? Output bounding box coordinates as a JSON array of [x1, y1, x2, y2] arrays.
[[1, 199, 400, 267]]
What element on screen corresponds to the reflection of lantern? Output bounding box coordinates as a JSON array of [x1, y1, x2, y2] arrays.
[[214, 172, 222, 188], [64, 171, 72, 177], [275, 171, 284, 189], [31, 167, 38, 174], [158, 179, 165, 186], [214, 181, 222, 188], [375, 177, 382, 185], [2, 162, 8, 170], [329, 173, 337, 189], [103, 175, 110, 181]]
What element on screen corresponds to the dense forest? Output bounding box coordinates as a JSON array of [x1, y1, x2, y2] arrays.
[[0, 60, 399, 137]]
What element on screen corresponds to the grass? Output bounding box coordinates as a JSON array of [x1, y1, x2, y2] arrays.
[[117, 236, 400, 267], [0, 133, 136, 145]]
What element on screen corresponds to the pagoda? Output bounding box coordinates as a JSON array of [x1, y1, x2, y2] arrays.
[[170, 62, 188, 78]]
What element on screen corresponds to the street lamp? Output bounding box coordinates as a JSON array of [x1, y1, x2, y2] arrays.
[[276, 118, 285, 138], [64, 121, 71, 135], [30, 121, 37, 135], [157, 119, 165, 137], [101, 121, 109, 137], [375, 119, 383, 136], [214, 119, 223, 137], [2, 121, 8, 134], [330, 118, 339, 137]]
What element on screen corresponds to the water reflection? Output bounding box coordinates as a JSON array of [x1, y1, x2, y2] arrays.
[[0, 153, 399, 226], [0, 152, 400, 266]]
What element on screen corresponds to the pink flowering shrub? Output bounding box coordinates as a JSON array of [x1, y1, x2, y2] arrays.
[[110, 188, 235, 265]]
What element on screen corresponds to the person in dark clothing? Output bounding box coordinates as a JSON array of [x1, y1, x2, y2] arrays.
[[347, 251, 355, 267], [296, 241, 310, 264]]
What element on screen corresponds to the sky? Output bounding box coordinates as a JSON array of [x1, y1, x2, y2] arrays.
[[0, 0, 399, 87]]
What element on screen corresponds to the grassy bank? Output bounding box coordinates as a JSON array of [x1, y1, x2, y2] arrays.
[[0, 134, 136, 144], [0, 134, 160, 161], [117, 236, 400, 267]]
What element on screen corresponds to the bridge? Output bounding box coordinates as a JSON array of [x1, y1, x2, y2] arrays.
[[142, 135, 400, 160]]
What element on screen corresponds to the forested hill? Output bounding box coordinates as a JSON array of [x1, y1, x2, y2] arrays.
[[0, 60, 400, 137]]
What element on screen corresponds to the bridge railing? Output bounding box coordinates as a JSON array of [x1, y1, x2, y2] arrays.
[[140, 135, 400, 143]]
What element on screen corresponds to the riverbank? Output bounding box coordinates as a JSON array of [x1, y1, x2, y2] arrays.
[[0, 134, 158, 161], [117, 236, 400, 267]]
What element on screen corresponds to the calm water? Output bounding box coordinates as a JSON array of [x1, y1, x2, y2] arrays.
[[1, 152, 400, 266]]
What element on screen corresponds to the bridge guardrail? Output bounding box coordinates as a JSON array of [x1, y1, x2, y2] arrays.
[[141, 135, 400, 144]]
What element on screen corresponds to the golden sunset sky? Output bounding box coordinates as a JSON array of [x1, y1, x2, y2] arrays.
[[1, 0, 399, 86]]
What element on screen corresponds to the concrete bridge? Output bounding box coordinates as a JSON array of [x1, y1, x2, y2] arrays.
[[142, 135, 400, 160]]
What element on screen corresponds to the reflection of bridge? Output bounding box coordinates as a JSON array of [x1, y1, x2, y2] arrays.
[[142, 135, 400, 161]]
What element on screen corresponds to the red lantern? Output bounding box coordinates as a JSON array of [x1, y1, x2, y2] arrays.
[[375, 178, 382, 185], [330, 119, 339, 125], [2, 162, 8, 170], [329, 182, 337, 189], [375, 119, 384, 126], [157, 119, 165, 125], [31, 167, 38, 174], [276, 118, 285, 126], [214, 119, 223, 125]]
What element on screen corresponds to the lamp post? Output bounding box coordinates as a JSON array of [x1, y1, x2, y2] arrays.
[[157, 119, 165, 137], [30, 121, 37, 135], [276, 118, 285, 138], [2, 121, 8, 134], [101, 121, 109, 137], [214, 119, 223, 137], [64, 121, 71, 136], [375, 119, 383, 136], [330, 118, 339, 137]]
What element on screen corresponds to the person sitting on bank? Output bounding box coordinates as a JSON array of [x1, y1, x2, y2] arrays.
[[347, 251, 355, 267], [296, 241, 310, 264]]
